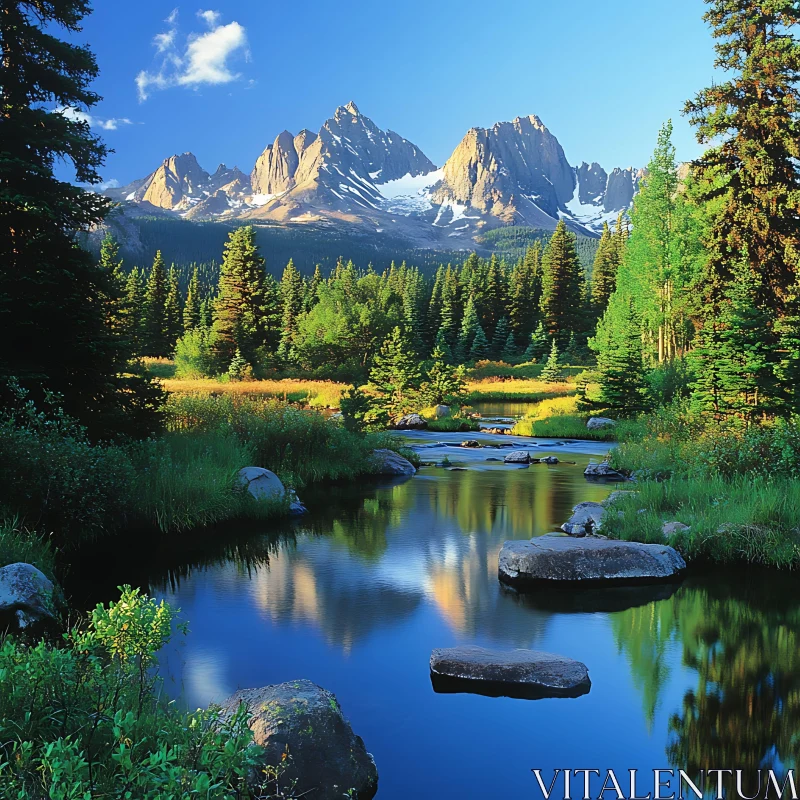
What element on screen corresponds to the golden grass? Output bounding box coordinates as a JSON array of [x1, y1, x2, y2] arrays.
[[161, 378, 347, 408], [464, 378, 575, 402]]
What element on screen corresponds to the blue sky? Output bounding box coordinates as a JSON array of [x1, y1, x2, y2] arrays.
[[76, 0, 715, 188]]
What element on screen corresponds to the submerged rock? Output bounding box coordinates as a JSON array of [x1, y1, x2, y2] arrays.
[[238, 467, 307, 516], [222, 680, 378, 800], [0, 563, 57, 631], [587, 417, 616, 431], [370, 448, 417, 477], [461, 440, 481, 448], [561, 501, 606, 536], [541, 456, 559, 465], [391, 413, 427, 430], [430, 645, 590, 699], [498, 535, 686, 587], [504, 450, 531, 464]]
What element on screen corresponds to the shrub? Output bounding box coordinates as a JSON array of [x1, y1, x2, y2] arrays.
[[0, 586, 261, 799], [174, 327, 218, 379]]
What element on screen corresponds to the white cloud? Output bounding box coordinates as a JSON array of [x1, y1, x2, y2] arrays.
[[197, 9, 220, 27], [96, 178, 120, 191], [136, 9, 248, 101], [55, 106, 134, 131]]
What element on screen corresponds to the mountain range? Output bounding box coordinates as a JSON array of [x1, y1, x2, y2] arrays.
[[105, 101, 643, 244]]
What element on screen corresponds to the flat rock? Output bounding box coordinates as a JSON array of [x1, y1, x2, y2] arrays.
[[222, 680, 378, 800], [430, 645, 590, 699], [504, 450, 531, 464], [498, 536, 686, 587], [541, 456, 559, 464], [561, 501, 606, 536], [370, 448, 417, 476]]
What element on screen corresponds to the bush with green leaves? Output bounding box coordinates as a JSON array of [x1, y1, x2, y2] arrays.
[[174, 327, 218, 379], [0, 586, 261, 799]]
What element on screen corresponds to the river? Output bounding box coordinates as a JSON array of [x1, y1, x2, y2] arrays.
[[71, 427, 800, 798]]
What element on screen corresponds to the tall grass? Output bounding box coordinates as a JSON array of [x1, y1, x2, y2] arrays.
[[604, 476, 800, 568], [464, 378, 575, 403], [165, 393, 403, 487], [510, 395, 632, 441], [162, 377, 346, 408], [0, 519, 57, 580]]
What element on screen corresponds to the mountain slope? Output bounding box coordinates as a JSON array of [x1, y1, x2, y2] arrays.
[[106, 103, 640, 242]]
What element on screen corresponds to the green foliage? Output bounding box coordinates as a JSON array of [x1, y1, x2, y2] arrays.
[[0, 1, 163, 439], [0, 587, 261, 799], [539, 221, 585, 345], [174, 327, 218, 379], [420, 346, 467, 407], [524, 321, 550, 362], [183, 266, 202, 332], [540, 340, 562, 383], [213, 226, 272, 369], [368, 327, 423, 419], [142, 251, 170, 357], [339, 385, 373, 433], [227, 349, 252, 382], [595, 297, 648, 415]]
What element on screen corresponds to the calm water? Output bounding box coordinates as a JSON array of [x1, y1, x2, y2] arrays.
[[71, 431, 800, 798]]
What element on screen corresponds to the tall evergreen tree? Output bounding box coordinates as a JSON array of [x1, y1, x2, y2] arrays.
[[420, 345, 466, 407], [124, 267, 145, 354], [165, 266, 183, 351], [212, 226, 269, 368], [142, 251, 169, 357], [539, 221, 583, 344], [509, 243, 542, 342], [525, 321, 550, 362], [685, 0, 800, 416], [0, 0, 162, 435], [456, 295, 481, 362], [469, 325, 489, 361], [491, 317, 511, 360], [183, 266, 202, 332], [277, 259, 305, 363], [596, 298, 648, 415], [98, 233, 127, 335], [590, 222, 618, 311], [305, 264, 324, 311], [439, 267, 461, 347]]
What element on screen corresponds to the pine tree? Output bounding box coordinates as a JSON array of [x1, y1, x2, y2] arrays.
[[777, 282, 800, 416], [420, 345, 467, 407], [456, 295, 480, 362], [212, 226, 269, 368], [596, 298, 647, 415], [0, 0, 163, 436], [165, 266, 183, 351], [200, 297, 214, 329], [525, 321, 549, 362], [539, 221, 583, 344], [305, 264, 324, 311], [684, 0, 800, 418], [540, 340, 562, 383], [401, 267, 425, 351], [439, 267, 461, 348], [227, 348, 251, 382], [368, 326, 423, 418], [482, 254, 507, 340], [98, 233, 127, 335], [469, 325, 489, 361], [183, 266, 202, 332], [142, 251, 169, 357], [509, 243, 542, 342], [491, 317, 511, 360], [124, 267, 145, 354], [277, 259, 305, 363], [433, 327, 454, 363], [501, 332, 518, 362], [590, 222, 618, 311]]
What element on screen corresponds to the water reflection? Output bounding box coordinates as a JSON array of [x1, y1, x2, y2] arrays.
[[65, 433, 799, 798], [611, 571, 800, 786]]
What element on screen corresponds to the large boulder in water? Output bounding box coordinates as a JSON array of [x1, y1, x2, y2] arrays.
[[561, 501, 606, 536], [504, 450, 531, 464], [430, 645, 590, 699], [238, 467, 307, 516], [222, 680, 378, 800], [370, 448, 416, 476], [0, 563, 57, 631], [391, 413, 427, 430], [498, 535, 686, 587]]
